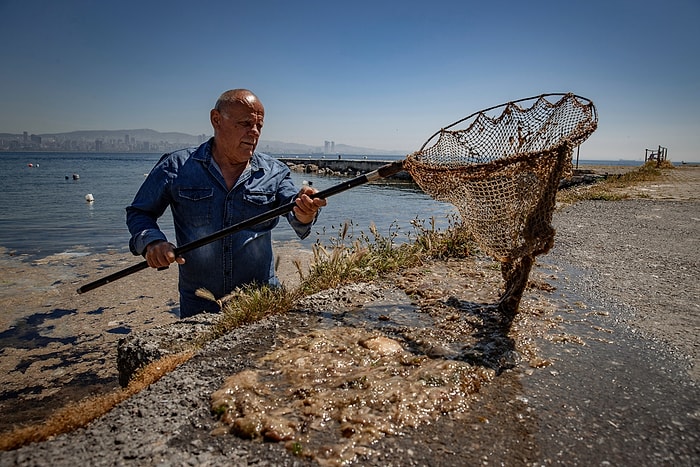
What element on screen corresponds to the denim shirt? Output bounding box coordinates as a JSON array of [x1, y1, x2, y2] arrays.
[[126, 139, 313, 317]]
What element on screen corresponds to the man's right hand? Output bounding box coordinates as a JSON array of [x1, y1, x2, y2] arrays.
[[145, 240, 185, 268]]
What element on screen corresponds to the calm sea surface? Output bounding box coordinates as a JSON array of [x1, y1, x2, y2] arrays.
[[0, 152, 644, 259], [0, 152, 459, 259]]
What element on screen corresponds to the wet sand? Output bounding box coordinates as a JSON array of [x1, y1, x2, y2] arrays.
[[0, 164, 698, 465]]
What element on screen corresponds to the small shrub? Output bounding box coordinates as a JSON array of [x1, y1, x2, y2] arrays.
[[212, 285, 298, 338], [410, 215, 478, 259]]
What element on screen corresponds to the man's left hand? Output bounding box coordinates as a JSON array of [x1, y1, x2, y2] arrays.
[[293, 185, 326, 224]]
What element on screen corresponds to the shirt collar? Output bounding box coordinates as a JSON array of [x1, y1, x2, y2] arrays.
[[195, 138, 261, 172]]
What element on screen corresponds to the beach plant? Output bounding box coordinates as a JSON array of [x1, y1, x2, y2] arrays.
[[302, 215, 476, 286], [409, 214, 478, 259], [298, 220, 422, 294], [209, 284, 298, 339]]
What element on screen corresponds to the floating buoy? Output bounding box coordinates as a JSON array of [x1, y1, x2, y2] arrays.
[[27, 163, 33, 167], [85, 194, 94, 203]]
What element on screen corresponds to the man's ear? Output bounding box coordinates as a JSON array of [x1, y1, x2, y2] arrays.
[[210, 109, 221, 127]]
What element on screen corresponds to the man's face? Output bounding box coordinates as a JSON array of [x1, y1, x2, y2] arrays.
[[211, 100, 265, 164]]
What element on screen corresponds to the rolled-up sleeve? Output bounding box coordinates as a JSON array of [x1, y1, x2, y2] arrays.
[[287, 211, 316, 239]]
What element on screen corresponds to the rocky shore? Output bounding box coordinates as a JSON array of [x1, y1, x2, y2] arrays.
[[0, 165, 698, 466]]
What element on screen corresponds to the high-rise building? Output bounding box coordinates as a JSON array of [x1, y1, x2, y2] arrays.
[[323, 140, 336, 154]]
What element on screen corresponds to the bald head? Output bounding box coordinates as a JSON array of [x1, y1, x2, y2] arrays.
[[210, 89, 265, 165], [215, 89, 264, 115]]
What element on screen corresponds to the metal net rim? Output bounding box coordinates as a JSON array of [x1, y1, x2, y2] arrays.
[[416, 92, 598, 159]]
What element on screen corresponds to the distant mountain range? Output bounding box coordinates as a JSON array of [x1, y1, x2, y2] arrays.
[[0, 129, 405, 156]]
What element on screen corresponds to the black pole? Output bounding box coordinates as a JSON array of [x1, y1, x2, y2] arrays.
[[76, 160, 405, 294]]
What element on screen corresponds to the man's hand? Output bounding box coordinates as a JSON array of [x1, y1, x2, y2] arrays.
[[293, 185, 327, 224], [145, 240, 185, 269]]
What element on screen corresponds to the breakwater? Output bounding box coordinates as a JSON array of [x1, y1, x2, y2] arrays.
[[278, 157, 412, 180]]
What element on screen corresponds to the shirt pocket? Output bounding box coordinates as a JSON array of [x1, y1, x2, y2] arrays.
[[244, 190, 278, 204], [242, 190, 279, 231], [176, 187, 214, 227]]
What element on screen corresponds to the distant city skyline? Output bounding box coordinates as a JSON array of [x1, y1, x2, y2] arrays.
[[1, 1, 698, 162], [0, 128, 402, 155]]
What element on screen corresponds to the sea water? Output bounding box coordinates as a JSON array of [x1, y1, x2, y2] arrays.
[[0, 152, 456, 259]]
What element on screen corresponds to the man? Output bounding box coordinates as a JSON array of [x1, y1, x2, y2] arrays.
[[126, 89, 326, 317]]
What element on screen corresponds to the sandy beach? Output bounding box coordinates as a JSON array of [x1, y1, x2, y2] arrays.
[[0, 164, 698, 465]]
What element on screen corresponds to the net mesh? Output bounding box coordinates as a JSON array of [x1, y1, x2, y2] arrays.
[[403, 93, 598, 314]]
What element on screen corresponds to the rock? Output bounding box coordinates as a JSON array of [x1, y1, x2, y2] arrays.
[[116, 313, 218, 387]]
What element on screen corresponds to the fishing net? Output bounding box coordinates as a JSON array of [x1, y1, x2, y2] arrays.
[[403, 93, 598, 315]]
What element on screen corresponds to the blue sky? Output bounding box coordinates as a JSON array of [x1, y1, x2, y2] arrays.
[[1, 0, 698, 161]]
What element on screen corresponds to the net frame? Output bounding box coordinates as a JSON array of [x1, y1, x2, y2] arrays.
[[404, 93, 598, 315]]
